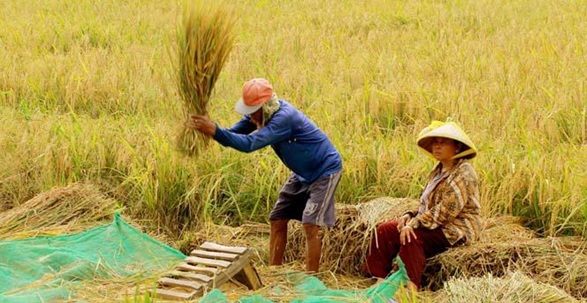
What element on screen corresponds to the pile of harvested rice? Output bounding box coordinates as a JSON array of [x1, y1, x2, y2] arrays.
[[284, 197, 420, 275], [432, 271, 580, 303], [423, 234, 587, 299], [0, 182, 119, 240]]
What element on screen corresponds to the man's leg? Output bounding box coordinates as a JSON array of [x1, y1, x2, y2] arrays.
[[302, 171, 342, 272], [303, 223, 321, 272], [269, 219, 289, 265], [269, 173, 306, 266]]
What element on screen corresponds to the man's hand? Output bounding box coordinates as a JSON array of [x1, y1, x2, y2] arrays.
[[397, 214, 411, 232], [400, 226, 417, 245], [190, 114, 216, 136]]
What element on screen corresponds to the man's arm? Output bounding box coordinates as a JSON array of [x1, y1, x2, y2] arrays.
[[214, 118, 291, 152], [226, 117, 257, 134], [191, 115, 256, 136]]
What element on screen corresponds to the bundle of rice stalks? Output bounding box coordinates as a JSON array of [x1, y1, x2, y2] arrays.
[[478, 215, 536, 243], [284, 197, 420, 275], [0, 182, 118, 240], [423, 233, 587, 300], [433, 271, 580, 303], [175, 1, 236, 156]]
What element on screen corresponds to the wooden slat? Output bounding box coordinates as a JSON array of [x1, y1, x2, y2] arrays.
[[158, 277, 203, 290], [218, 255, 249, 280], [190, 249, 240, 261], [185, 256, 231, 268], [200, 241, 248, 254], [154, 288, 197, 301], [177, 263, 219, 275], [203, 249, 253, 289], [235, 264, 262, 290], [207, 254, 253, 288], [169, 270, 213, 283]]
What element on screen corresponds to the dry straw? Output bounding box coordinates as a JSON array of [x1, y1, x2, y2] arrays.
[[433, 271, 580, 303], [424, 235, 587, 300], [0, 182, 118, 240], [176, 1, 236, 156]]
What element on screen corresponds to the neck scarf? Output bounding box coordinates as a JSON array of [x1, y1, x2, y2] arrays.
[[259, 93, 280, 128]]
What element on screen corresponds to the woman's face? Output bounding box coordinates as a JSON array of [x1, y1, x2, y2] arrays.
[[431, 137, 460, 161]]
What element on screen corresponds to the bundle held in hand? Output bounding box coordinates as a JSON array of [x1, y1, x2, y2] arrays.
[[176, 1, 236, 156]]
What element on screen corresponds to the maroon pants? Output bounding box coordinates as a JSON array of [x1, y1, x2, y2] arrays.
[[364, 220, 451, 288]]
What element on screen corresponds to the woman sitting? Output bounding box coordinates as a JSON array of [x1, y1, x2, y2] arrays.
[[364, 121, 482, 290]]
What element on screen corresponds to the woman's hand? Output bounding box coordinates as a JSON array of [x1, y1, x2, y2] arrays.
[[400, 226, 417, 245], [190, 114, 216, 136], [396, 214, 411, 232]]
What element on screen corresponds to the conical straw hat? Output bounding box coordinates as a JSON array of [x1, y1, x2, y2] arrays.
[[417, 121, 477, 159]]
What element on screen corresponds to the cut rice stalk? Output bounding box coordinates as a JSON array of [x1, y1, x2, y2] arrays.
[[176, 1, 236, 156]]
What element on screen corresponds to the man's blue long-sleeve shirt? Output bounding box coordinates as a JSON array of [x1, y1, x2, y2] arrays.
[[213, 100, 342, 183]]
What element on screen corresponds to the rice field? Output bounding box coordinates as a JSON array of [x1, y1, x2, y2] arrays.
[[1, 0, 586, 302]]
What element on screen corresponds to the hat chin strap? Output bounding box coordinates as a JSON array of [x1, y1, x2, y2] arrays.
[[451, 149, 475, 159]]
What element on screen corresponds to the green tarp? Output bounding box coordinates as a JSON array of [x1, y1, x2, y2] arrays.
[[200, 259, 409, 303], [0, 213, 185, 303]]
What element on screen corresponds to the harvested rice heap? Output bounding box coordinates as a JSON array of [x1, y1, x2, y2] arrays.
[[433, 271, 580, 303], [0, 182, 118, 240], [424, 216, 587, 300]]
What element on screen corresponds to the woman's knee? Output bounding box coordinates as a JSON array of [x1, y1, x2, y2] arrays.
[[374, 221, 401, 241]]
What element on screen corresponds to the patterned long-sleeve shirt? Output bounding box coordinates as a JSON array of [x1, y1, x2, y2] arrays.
[[406, 159, 482, 245]]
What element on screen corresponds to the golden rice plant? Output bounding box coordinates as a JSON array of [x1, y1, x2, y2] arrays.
[[176, 1, 236, 156]]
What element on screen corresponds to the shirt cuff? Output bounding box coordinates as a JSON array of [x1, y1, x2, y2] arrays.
[[212, 124, 228, 145]]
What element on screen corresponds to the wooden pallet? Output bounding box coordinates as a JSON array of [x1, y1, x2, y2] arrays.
[[154, 242, 262, 301]]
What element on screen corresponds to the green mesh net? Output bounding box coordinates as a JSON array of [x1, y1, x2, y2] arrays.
[[0, 213, 185, 303], [200, 258, 409, 303]]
